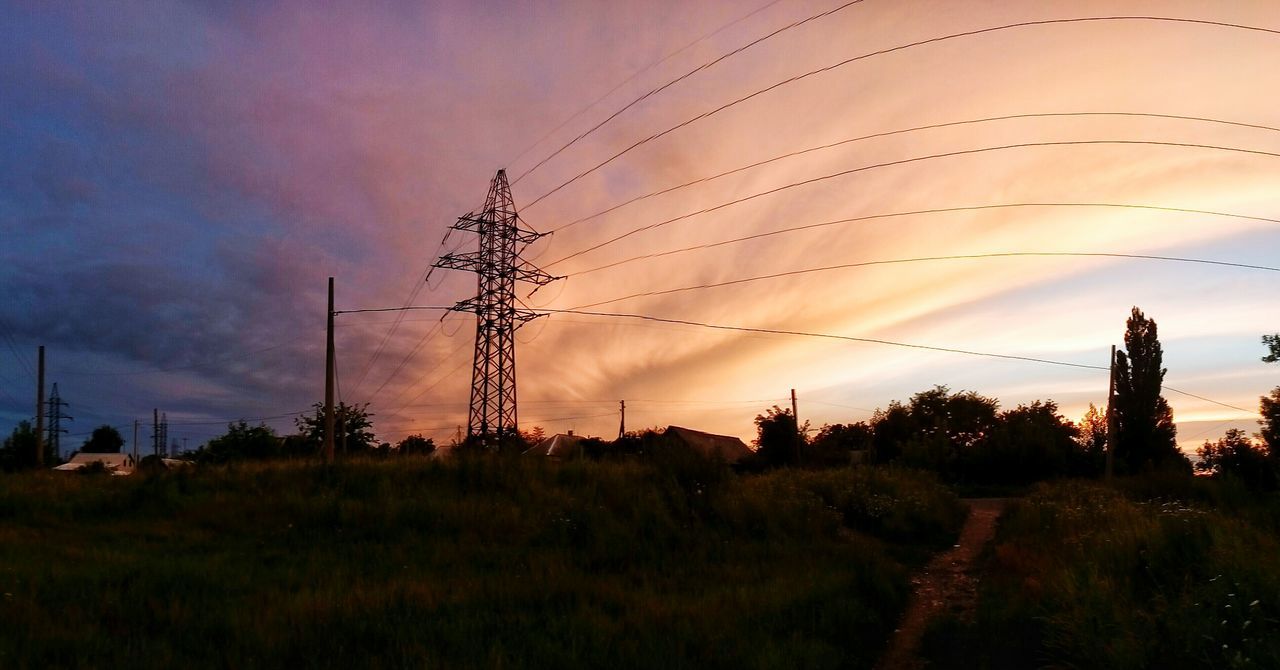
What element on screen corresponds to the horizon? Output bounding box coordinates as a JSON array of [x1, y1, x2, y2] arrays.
[[2, 0, 1277, 455]]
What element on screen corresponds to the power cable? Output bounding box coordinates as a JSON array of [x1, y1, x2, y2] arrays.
[[548, 111, 1280, 235], [569, 252, 1280, 310], [566, 203, 1280, 277], [508, 0, 790, 173], [513, 0, 863, 185], [523, 15, 1280, 210], [542, 139, 1280, 268]]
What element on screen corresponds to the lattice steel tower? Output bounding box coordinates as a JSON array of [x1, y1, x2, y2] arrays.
[[433, 170, 556, 439]]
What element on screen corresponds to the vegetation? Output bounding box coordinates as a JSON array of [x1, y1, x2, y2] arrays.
[[80, 424, 124, 454], [0, 457, 963, 669], [922, 479, 1280, 669], [0, 421, 54, 472], [1113, 307, 1186, 474], [294, 401, 377, 454]]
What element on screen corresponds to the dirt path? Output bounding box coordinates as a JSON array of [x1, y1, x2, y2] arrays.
[[875, 498, 1009, 670]]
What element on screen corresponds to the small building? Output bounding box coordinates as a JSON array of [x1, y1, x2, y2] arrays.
[[524, 432, 587, 458], [53, 452, 136, 476], [662, 425, 753, 463]]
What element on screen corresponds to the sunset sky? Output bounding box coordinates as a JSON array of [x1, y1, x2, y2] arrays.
[[2, 0, 1277, 454]]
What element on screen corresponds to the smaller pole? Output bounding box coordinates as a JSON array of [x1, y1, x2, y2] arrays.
[[618, 400, 625, 439], [1105, 345, 1117, 482], [35, 346, 45, 468], [791, 388, 800, 465], [133, 420, 139, 463], [323, 277, 336, 463], [153, 408, 159, 457]]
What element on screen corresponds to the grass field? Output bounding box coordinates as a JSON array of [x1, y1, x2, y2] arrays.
[[0, 456, 964, 669], [923, 477, 1280, 669]]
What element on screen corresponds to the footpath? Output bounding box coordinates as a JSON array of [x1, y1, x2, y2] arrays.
[[875, 498, 1009, 670]]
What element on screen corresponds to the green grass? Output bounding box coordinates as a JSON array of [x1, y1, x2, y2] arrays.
[[0, 458, 963, 669], [922, 479, 1280, 669]]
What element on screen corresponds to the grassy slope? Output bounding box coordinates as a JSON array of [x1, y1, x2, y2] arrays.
[[0, 458, 963, 670], [924, 478, 1280, 669]]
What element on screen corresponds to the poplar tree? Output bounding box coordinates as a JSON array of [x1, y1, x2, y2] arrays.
[[1112, 307, 1184, 473]]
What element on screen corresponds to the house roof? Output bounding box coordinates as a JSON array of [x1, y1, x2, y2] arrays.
[[664, 425, 753, 463], [524, 433, 586, 457], [53, 452, 136, 475]]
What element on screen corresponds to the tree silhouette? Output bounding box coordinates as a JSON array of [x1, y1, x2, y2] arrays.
[[397, 434, 435, 456], [81, 425, 124, 454], [1260, 387, 1280, 458], [197, 421, 278, 463], [1263, 334, 1279, 364], [1112, 307, 1184, 473], [753, 405, 806, 467], [296, 402, 377, 454], [1196, 428, 1273, 489], [0, 421, 53, 471]]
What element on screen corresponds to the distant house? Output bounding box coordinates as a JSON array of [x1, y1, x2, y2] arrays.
[[524, 432, 587, 458], [53, 452, 136, 476], [662, 425, 752, 463]]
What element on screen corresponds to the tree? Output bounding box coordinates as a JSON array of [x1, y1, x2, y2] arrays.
[[0, 421, 51, 472], [295, 402, 378, 455], [397, 434, 435, 456], [975, 401, 1085, 483], [1196, 429, 1273, 489], [1263, 334, 1280, 364], [752, 405, 806, 467], [197, 421, 278, 463], [81, 425, 124, 454], [1260, 387, 1280, 458], [809, 422, 873, 466], [1112, 307, 1185, 473], [1078, 403, 1108, 457]]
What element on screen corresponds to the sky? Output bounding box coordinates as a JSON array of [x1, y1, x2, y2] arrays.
[[1, 0, 1277, 456]]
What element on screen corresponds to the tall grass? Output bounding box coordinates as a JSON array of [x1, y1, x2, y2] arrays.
[[923, 480, 1280, 669], [0, 458, 962, 669]]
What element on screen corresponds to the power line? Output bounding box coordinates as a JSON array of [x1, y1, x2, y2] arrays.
[[508, 0, 790, 173], [566, 203, 1280, 277], [513, 0, 864, 185], [542, 139, 1280, 268], [523, 15, 1280, 210], [337, 305, 1258, 417], [547, 111, 1280, 235], [569, 252, 1280, 310]]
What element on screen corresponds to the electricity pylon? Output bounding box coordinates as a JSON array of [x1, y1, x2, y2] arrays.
[[432, 169, 557, 441], [45, 383, 71, 460]]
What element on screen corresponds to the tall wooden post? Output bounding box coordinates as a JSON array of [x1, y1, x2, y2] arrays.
[[618, 400, 626, 439], [323, 277, 336, 463], [1105, 345, 1117, 482], [791, 388, 801, 465], [35, 346, 45, 468]]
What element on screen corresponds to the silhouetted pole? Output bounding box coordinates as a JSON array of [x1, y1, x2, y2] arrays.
[[153, 408, 159, 457], [618, 400, 626, 439], [1105, 345, 1116, 482], [133, 420, 139, 463], [35, 346, 45, 468], [791, 388, 800, 465], [323, 277, 336, 463]]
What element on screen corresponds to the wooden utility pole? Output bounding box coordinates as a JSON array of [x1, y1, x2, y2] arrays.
[[618, 400, 626, 439], [1105, 344, 1117, 482], [34, 346, 45, 468], [791, 388, 800, 465], [323, 277, 336, 463]]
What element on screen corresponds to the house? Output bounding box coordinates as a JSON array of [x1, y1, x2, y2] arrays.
[[662, 425, 753, 463], [53, 452, 136, 476], [524, 432, 587, 458]]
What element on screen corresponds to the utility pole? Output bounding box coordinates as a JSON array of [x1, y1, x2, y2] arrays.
[[791, 388, 800, 465], [133, 420, 139, 463], [432, 170, 558, 443], [152, 408, 159, 457], [45, 383, 71, 461], [161, 412, 168, 458], [35, 346, 45, 468], [323, 276, 336, 463], [618, 400, 626, 439], [1105, 344, 1117, 482]]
